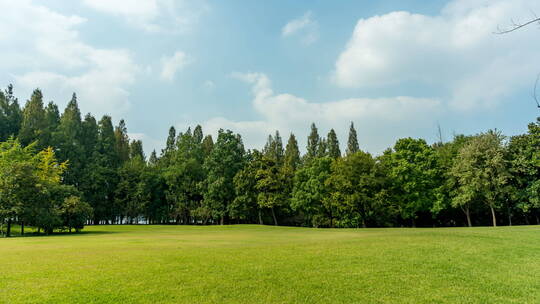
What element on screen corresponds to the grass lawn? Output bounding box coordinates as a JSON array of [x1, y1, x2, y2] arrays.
[[1, 225, 540, 303]]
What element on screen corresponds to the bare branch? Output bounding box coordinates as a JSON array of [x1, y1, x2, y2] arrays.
[[494, 17, 540, 34], [533, 73, 540, 108]]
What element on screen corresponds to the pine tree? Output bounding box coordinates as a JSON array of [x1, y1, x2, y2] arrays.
[[19, 89, 47, 148], [327, 129, 341, 159], [148, 150, 158, 166], [44, 101, 60, 147], [163, 126, 176, 156], [263, 131, 284, 165], [130, 140, 145, 160], [202, 135, 214, 158], [55, 94, 83, 186], [284, 133, 300, 170], [114, 119, 130, 164], [306, 123, 320, 159], [317, 138, 327, 157], [347, 122, 359, 155], [0, 85, 22, 141], [193, 125, 203, 144]]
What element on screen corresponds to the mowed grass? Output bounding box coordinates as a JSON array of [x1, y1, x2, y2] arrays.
[[1, 225, 540, 303]]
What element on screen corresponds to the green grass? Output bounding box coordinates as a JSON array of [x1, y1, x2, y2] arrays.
[[1, 225, 540, 303]]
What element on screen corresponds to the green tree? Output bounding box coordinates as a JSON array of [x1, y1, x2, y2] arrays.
[[326, 151, 381, 227], [114, 119, 130, 164], [130, 140, 145, 160], [255, 156, 288, 225], [306, 123, 320, 160], [346, 122, 359, 155], [19, 89, 47, 149], [60, 195, 93, 233], [0, 85, 22, 141], [54, 94, 83, 187], [291, 157, 333, 227], [284, 133, 300, 170], [203, 129, 245, 224], [389, 138, 439, 227], [327, 129, 341, 159], [451, 131, 510, 227]]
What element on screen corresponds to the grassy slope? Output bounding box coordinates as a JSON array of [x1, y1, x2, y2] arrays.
[[1, 225, 539, 303]]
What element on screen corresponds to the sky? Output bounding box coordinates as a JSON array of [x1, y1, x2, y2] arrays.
[[1, 0, 539, 155]]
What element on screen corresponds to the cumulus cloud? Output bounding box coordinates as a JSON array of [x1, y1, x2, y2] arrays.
[[333, 0, 540, 109], [82, 0, 207, 33], [0, 0, 139, 116], [282, 11, 318, 44], [160, 51, 189, 81], [194, 72, 442, 153]]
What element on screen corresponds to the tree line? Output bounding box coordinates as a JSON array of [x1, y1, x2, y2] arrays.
[[1, 85, 539, 236]]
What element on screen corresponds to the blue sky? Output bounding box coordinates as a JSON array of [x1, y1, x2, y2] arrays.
[[1, 0, 539, 154]]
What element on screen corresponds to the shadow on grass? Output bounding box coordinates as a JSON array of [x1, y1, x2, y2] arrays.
[[0, 229, 117, 239]]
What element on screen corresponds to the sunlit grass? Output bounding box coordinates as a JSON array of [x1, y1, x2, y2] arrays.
[[1, 225, 539, 303]]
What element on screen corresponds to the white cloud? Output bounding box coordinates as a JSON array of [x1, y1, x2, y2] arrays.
[[282, 11, 319, 44], [82, 0, 207, 33], [194, 72, 442, 153], [160, 51, 189, 81], [334, 0, 540, 109], [0, 0, 139, 116]]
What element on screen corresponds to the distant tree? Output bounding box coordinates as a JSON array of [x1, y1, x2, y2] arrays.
[[163, 126, 176, 156], [306, 123, 320, 160], [326, 151, 381, 228], [193, 125, 203, 144], [317, 137, 327, 157], [114, 119, 130, 164], [507, 119, 540, 223], [54, 94, 83, 187], [201, 135, 214, 158], [284, 133, 301, 170], [346, 122, 359, 155], [327, 129, 341, 159], [389, 138, 439, 227], [43, 101, 60, 146], [451, 131, 511, 227], [130, 140, 145, 160], [60, 195, 93, 233], [291, 157, 333, 227], [255, 156, 288, 225], [232, 151, 261, 224], [203, 129, 245, 224], [263, 131, 284, 165], [19, 89, 47, 149], [0, 85, 22, 141]]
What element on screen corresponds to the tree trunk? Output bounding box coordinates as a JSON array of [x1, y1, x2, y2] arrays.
[[508, 208, 512, 226], [271, 207, 278, 226], [490, 205, 497, 227], [6, 218, 11, 237], [258, 209, 263, 225], [464, 207, 472, 227], [362, 219, 367, 228], [220, 216, 224, 225], [21, 221, 24, 236], [69, 227, 72, 233], [411, 217, 416, 228]]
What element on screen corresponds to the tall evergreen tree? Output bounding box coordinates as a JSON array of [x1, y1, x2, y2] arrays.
[[201, 135, 214, 158], [55, 94, 83, 186], [114, 119, 130, 164], [44, 102, 60, 147], [0, 85, 22, 141], [130, 140, 145, 160], [284, 133, 300, 170], [193, 125, 203, 144], [327, 129, 341, 159], [203, 129, 245, 224], [148, 150, 158, 166], [263, 131, 284, 165], [317, 138, 327, 157], [346, 122, 359, 155], [19, 89, 47, 148], [306, 123, 320, 160]]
